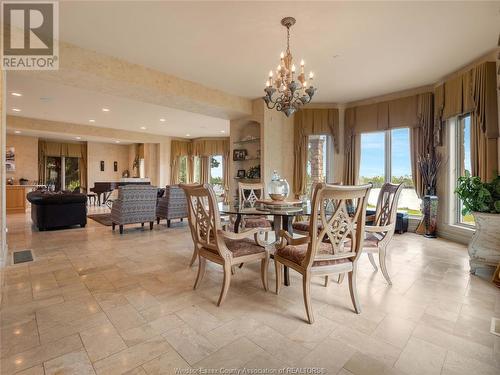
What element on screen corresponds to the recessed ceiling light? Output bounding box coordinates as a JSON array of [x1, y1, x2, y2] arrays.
[[159, 118, 166, 122], [89, 119, 95, 123], [11, 108, 21, 112], [140, 126, 146, 130], [186, 134, 190, 137], [220, 130, 225, 133], [11, 92, 22, 97], [14, 130, 21, 134], [75, 136, 81, 140], [102, 108, 110, 112], [115, 140, 120, 143]]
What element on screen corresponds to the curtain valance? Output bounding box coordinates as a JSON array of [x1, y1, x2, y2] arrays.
[[294, 108, 340, 152], [40, 140, 86, 158], [345, 93, 430, 136], [191, 138, 229, 157], [170, 140, 192, 159]]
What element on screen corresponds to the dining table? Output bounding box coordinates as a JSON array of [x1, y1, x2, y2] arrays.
[[219, 201, 314, 286]]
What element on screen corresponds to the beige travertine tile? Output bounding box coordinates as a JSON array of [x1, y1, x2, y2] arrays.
[[175, 304, 224, 333], [120, 314, 183, 347], [372, 315, 417, 349], [43, 349, 96, 375], [106, 304, 147, 332], [93, 336, 172, 375], [11, 364, 45, 375], [344, 352, 408, 375], [142, 350, 190, 374], [1, 334, 83, 375], [203, 317, 262, 349], [298, 336, 355, 372], [330, 326, 401, 367], [442, 350, 500, 375], [195, 337, 264, 368], [80, 321, 127, 362], [0, 318, 40, 358], [124, 287, 161, 311], [162, 324, 217, 365], [394, 337, 446, 375]]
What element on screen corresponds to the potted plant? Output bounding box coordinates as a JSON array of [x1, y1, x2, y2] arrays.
[[455, 172, 500, 275], [418, 153, 442, 238]]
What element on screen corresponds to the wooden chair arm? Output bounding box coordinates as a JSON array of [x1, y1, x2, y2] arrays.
[[364, 224, 394, 233], [218, 228, 270, 247], [276, 229, 310, 250]]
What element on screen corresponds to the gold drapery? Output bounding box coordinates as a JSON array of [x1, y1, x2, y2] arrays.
[[409, 93, 433, 198], [470, 62, 498, 181], [433, 84, 445, 146], [170, 140, 192, 184], [38, 140, 87, 190], [199, 156, 210, 184], [342, 108, 360, 185], [293, 108, 339, 197]]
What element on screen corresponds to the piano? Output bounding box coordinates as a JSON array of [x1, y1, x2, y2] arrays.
[[90, 179, 151, 205]]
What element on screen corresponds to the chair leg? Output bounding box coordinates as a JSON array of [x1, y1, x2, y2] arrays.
[[189, 246, 198, 267], [367, 253, 379, 271], [274, 260, 282, 295], [167, 219, 171, 228], [157, 217, 160, 224], [324, 276, 329, 287], [231, 266, 235, 275], [112, 223, 115, 230], [141, 222, 145, 227], [379, 247, 392, 285], [261, 257, 269, 291], [217, 263, 232, 306], [348, 267, 361, 314], [149, 221, 154, 230], [193, 256, 206, 290], [337, 273, 345, 284], [302, 273, 314, 324], [119, 225, 124, 234]]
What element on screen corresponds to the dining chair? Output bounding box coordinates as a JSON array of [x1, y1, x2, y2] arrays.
[[184, 184, 270, 306], [362, 182, 404, 285], [274, 183, 371, 324], [238, 182, 273, 234]]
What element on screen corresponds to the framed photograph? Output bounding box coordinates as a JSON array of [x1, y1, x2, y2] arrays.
[[6, 146, 15, 172], [237, 169, 246, 178], [100, 161, 105, 171], [233, 149, 247, 161], [114, 161, 118, 172]]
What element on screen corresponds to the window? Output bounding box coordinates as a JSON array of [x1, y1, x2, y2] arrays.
[[456, 114, 474, 225], [210, 155, 224, 196], [178, 156, 188, 183], [359, 128, 421, 215], [306, 135, 334, 195], [45, 156, 80, 191]]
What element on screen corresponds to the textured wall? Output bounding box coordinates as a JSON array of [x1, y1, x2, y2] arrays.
[[5, 134, 38, 183], [87, 142, 130, 192]]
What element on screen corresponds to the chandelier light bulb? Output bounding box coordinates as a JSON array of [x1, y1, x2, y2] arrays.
[[303, 81, 307, 87], [269, 70, 273, 77], [291, 64, 296, 73], [300, 59, 305, 66], [309, 72, 314, 79], [266, 80, 270, 87], [280, 52, 284, 59]]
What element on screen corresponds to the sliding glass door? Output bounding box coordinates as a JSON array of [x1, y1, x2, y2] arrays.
[[45, 156, 80, 191]]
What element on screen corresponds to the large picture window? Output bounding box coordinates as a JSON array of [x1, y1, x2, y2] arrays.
[[359, 128, 421, 215], [456, 114, 474, 225], [210, 155, 224, 196]]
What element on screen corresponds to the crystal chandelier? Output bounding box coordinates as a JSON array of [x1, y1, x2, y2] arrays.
[[263, 17, 316, 117]]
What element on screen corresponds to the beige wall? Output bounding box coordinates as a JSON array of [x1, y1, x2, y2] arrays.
[[87, 142, 130, 191], [1, 71, 6, 267], [5, 134, 38, 183]]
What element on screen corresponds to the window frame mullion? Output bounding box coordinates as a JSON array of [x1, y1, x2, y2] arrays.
[[385, 130, 391, 183]]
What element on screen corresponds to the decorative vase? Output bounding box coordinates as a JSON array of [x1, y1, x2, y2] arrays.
[[468, 212, 500, 274], [268, 170, 289, 201], [423, 195, 438, 238]]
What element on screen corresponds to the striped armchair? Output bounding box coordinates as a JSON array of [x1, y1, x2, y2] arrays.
[[156, 185, 188, 227], [111, 185, 158, 234]]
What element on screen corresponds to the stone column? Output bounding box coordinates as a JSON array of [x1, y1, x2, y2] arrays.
[[309, 137, 325, 183]]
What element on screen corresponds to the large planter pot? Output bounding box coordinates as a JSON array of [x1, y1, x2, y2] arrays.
[[423, 195, 438, 238], [469, 212, 500, 274]]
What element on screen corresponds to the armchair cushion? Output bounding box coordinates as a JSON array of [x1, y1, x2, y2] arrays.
[[111, 186, 158, 225], [203, 238, 265, 258], [276, 242, 350, 267]]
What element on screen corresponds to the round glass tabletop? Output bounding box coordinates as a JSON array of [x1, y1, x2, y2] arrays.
[[218, 202, 312, 216]]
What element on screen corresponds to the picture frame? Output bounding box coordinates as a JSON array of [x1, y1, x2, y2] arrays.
[[100, 161, 105, 171], [237, 169, 246, 178], [114, 161, 118, 172], [233, 149, 247, 161]]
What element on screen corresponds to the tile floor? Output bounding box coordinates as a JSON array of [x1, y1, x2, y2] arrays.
[[1, 210, 499, 375]]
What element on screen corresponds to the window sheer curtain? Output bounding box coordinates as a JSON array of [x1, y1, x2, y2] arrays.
[[170, 140, 192, 184], [293, 108, 339, 197]]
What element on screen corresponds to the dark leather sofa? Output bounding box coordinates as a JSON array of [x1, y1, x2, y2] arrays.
[[27, 191, 87, 230]]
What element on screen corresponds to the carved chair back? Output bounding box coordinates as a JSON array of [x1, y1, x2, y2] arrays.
[[183, 184, 229, 259], [303, 183, 372, 268], [373, 183, 404, 229], [238, 182, 264, 208]]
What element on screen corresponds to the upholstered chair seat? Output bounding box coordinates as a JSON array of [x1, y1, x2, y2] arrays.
[[243, 216, 273, 228], [276, 242, 351, 267], [203, 238, 266, 258]]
